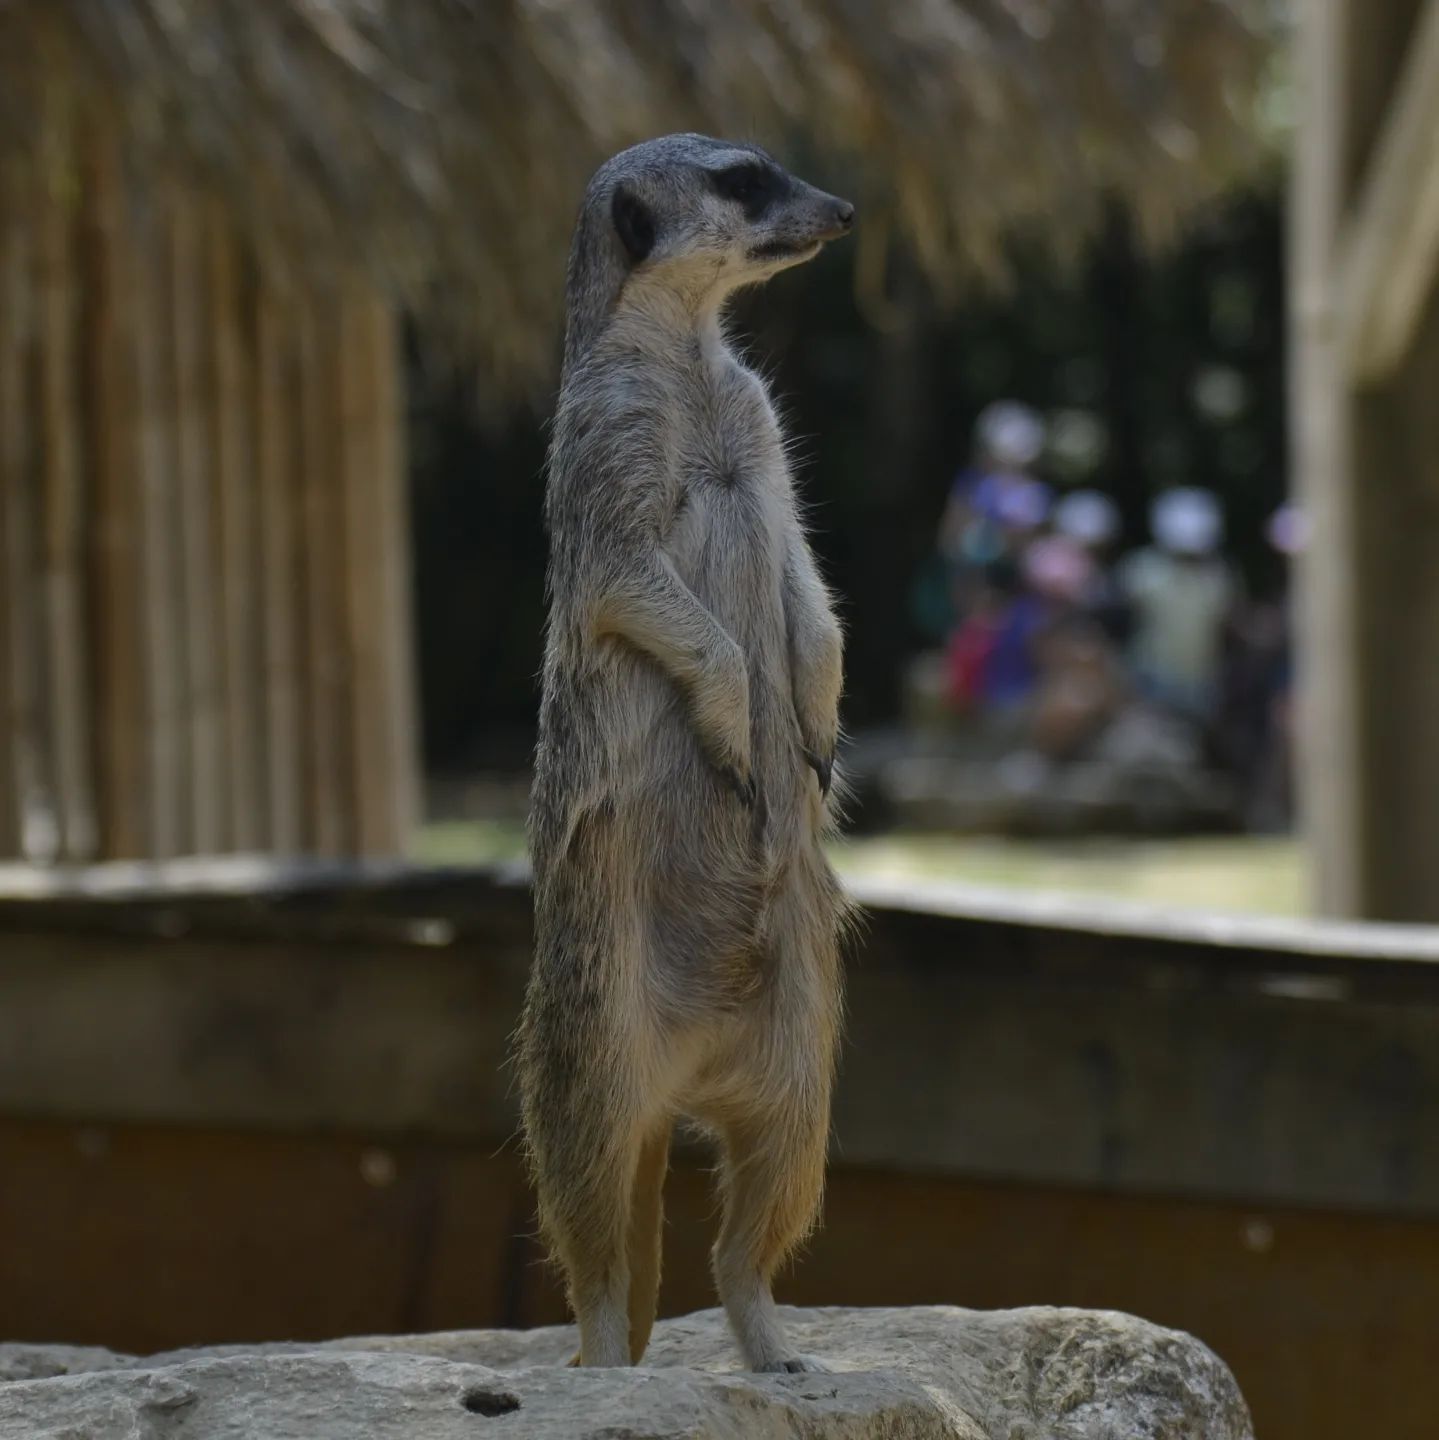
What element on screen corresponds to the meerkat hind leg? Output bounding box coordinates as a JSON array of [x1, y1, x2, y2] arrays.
[[625, 1120, 672, 1363], [711, 1107, 830, 1373], [562, 1183, 632, 1368], [561, 1120, 671, 1367], [530, 1080, 639, 1366]]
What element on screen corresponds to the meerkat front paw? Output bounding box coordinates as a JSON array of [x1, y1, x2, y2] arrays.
[[718, 762, 758, 809], [802, 748, 833, 798]]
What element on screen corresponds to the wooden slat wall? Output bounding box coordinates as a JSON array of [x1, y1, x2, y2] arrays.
[[35, 110, 98, 864], [0, 172, 53, 862], [207, 205, 265, 853], [82, 129, 148, 860], [254, 274, 306, 854], [0, 142, 419, 862]]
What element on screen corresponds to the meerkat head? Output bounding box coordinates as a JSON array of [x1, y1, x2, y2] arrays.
[[605, 135, 854, 287], [563, 135, 854, 369]]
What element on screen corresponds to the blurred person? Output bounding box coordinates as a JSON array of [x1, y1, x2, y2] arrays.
[[1028, 613, 1128, 760], [944, 555, 1048, 723], [1020, 533, 1126, 759], [1219, 502, 1303, 829], [939, 401, 1052, 581], [1052, 488, 1120, 553], [945, 572, 1004, 715], [1117, 487, 1238, 727], [912, 401, 1048, 647], [1052, 487, 1130, 641], [1021, 530, 1094, 612]]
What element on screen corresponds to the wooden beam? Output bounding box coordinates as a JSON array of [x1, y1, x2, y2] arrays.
[[5, 864, 1439, 1218], [1337, 0, 1439, 384]]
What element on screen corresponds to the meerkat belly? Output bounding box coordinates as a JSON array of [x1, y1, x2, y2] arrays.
[[670, 462, 796, 768], [677, 486, 787, 661]]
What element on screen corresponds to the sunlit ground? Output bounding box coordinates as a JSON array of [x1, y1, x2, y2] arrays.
[[415, 821, 1306, 917]]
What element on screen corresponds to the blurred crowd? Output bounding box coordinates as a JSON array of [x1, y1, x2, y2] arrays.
[[926, 401, 1300, 830]]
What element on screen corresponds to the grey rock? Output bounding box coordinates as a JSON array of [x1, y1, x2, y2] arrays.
[[0, 1305, 1253, 1439], [0, 1343, 128, 1383]]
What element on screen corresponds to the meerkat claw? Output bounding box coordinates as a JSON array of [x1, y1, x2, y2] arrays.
[[720, 764, 757, 808], [804, 750, 833, 798]]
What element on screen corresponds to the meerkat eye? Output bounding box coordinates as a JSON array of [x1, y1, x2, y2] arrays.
[[711, 163, 780, 214]]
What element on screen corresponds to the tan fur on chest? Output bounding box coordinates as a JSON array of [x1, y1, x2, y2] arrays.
[[664, 355, 788, 566]]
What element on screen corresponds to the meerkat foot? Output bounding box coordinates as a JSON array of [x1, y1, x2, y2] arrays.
[[759, 1353, 830, 1374], [721, 1279, 821, 1374], [575, 1288, 632, 1367]]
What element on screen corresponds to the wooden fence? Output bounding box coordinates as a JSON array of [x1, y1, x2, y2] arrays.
[[3, 861, 1438, 1440], [0, 130, 418, 861]]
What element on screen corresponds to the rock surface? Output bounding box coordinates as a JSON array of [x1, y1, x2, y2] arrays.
[[0, 1305, 1253, 1439]]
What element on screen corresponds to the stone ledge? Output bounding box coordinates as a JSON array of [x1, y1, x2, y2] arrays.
[[0, 1305, 1253, 1439]]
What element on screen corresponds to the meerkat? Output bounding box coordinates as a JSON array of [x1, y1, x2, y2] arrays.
[[518, 134, 854, 1374]]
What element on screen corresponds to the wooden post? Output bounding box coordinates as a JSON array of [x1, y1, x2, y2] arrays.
[[81, 127, 149, 859], [0, 203, 22, 856], [1342, 0, 1439, 919], [207, 205, 265, 852], [136, 190, 190, 859], [1291, 0, 1360, 916], [171, 196, 226, 854], [254, 275, 304, 853], [298, 292, 353, 855], [370, 301, 420, 853], [339, 292, 418, 854], [1295, 0, 1439, 919], [1336, 0, 1439, 384], [0, 178, 58, 862], [35, 125, 98, 861]]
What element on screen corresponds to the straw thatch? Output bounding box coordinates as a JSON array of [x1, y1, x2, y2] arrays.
[[0, 0, 1280, 393]]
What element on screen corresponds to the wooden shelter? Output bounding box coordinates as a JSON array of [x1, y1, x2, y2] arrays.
[[0, 13, 423, 861], [1293, 0, 1439, 919], [0, 1, 1275, 863], [0, 143, 416, 862]]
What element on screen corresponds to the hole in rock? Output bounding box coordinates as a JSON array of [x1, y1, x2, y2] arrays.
[[462, 1389, 522, 1417]]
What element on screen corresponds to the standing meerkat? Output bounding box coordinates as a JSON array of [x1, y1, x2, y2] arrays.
[[519, 134, 854, 1373]]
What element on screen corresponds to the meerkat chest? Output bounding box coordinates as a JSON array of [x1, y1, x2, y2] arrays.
[[676, 360, 790, 527]]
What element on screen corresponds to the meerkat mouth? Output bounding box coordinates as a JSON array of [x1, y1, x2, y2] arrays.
[[747, 238, 821, 262]]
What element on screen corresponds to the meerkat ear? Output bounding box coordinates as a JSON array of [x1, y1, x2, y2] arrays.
[[611, 184, 656, 263]]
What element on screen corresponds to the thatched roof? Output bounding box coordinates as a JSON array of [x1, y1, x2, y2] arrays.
[[0, 1, 1281, 394]]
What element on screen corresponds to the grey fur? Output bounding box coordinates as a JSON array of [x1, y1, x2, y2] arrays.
[[518, 135, 855, 1373]]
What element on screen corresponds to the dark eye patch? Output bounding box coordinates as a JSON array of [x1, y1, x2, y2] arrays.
[[710, 163, 785, 217]]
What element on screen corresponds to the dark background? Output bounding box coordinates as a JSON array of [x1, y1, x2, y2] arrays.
[[410, 190, 1287, 773]]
